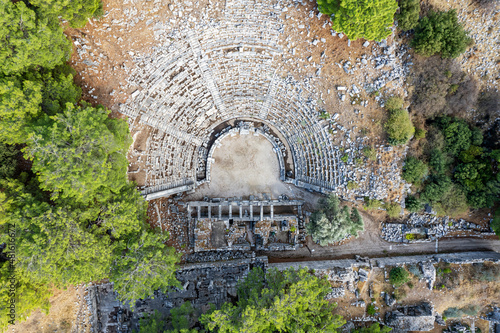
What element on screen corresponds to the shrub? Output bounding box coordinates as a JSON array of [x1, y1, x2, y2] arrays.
[[429, 148, 448, 175], [0, 143, 18, 180], [364, 197, 384, 210], [385, 202, 401, 218], [385, 96, 404, 111], [341, 154, 349, 163], [432, 185, 468, 217], [307, 194, 365, 245], [405, 195, 423, 212], [436, 116, 472, 156], [363, 146, 377, 161], [421, 175, 453, 203], [366, 303, 376, 316], [414, 128, 426, 140], [478, 264, 500, 282], [393, 288, 407, 300], [317, 0, 398, 41], [412, 10, 472, 58], [385, 108, 415, 146], [402, 157, 428, 184], [396, 0, 420, 31], [389, 267, 410, 286], [448, 84, 459, 95], [405, 233, 415, 240]]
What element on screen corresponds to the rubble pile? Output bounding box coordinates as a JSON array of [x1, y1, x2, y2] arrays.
[[381, 213, 491, 243]]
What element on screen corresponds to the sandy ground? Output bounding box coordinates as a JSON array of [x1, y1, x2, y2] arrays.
[[185, 133, 325, 208], [191, 133, 290, 198], [8, 286, 84, 333]]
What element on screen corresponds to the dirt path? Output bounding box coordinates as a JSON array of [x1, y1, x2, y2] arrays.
[[266, 237, 500, 262]]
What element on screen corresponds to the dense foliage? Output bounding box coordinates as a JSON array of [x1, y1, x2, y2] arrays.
[[0, 67, 81, 143], [0, 144, 17, 180], [25, 104, 131, 203], [0, 0, 179, 329], [402, 157, 428, 184], [401, 117, 499, 216], [355, 323, 392, 333], [389, 267, 410, 287], [412, 10, 471, 58], [384, 96, 415, 145], [138, 304, 198, 333], [317, 0, 398, 41], [396, 0, 420, 31], [200, 267, 345, 333], [29, 0, 101, 28], [307, 194, 364, 245]]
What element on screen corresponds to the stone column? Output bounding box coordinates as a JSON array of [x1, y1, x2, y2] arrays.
[[229, 204, 232, 219], [260, 204, 264, 221], [219, 205, 222, 220], [250, 204, 253, 219], [208, 205, 211, 219], [270, 204, 274, 221], [239, 204, 243, 219], [197, 205, 201, 220]]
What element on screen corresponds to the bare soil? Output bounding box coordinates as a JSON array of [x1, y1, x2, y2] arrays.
[[8, 287, 82, 333]]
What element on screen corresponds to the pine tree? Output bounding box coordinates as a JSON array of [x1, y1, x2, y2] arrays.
[[317, 0, 398, 41], [307, 194, 364, 245], [0, 0, 71, 75]]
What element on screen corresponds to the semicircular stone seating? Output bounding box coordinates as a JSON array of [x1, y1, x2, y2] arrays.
[[121, 0, 341, 199]]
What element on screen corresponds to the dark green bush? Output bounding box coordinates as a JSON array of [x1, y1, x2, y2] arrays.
[[414, 128, 426, 139], [366, 303, 376, 316], [436, 116, 472, 156], [429, 148, 448, 175], [432, 185, 468, 217], [412, 10, 472, 58], [405, 195, 423, 212], [396, 0, 420, 31], [402, 157, 428, 184], [0, 143, 18, 180], [421, 175, 452, 202], [389, 267, 410, 287]]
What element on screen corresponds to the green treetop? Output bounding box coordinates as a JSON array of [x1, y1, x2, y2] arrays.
[[412, 9, 471, 58], [395, 0, 420, 31], [0, 0, 71, 75], [29, 0, 101, 28], [25, 103, 131, 204], [200, 267, 345, 333], [317, 0, 398, 41], [307, 194, 364, 246]]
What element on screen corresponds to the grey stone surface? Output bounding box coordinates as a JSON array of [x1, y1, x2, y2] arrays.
[[385, 303, 435, 332]]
